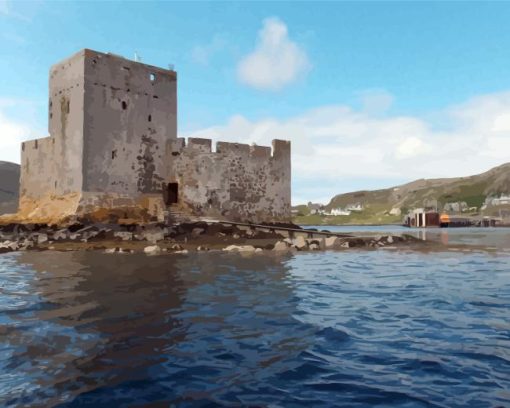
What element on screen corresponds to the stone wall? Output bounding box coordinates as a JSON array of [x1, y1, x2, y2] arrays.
[[82, 50, 177, 196], [166, 138, 291, 223], [18, 51, 86, 221], [15, 48, 291, 225]]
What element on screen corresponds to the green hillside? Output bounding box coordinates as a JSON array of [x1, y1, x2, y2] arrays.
[[294, 162, 510, 225]]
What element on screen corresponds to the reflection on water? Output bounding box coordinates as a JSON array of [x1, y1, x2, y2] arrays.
[[1, 239, 510, 406]]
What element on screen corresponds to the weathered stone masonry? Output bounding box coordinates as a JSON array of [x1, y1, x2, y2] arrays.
[[19, 49, 291, 224]]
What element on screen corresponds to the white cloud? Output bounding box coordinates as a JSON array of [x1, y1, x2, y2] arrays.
[[237, 17, 311, 91], [182, 90, 510, 203], [0, 99, 41, 164]]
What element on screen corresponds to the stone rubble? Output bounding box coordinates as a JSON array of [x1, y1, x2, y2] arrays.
[[0, 221, 418, 255]]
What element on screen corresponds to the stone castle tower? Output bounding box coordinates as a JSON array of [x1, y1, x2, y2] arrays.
[[19, 49, 291, 224]]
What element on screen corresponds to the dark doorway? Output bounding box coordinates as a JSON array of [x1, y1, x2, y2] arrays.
[[164, 182, 179, 205]]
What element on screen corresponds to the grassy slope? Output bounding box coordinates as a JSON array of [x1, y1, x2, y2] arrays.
[[294, 162, 510, 225], [0, 161, 20, 214]]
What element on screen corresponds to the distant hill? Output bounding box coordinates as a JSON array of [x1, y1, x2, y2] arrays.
[[0, 161, 20, 215], [293, 162, 510, 225]]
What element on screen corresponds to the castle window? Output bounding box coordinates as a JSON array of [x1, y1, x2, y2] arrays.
[[122, 101, 127, 110], [22, 143, 25, 152], [66, 100, 70, 113], [112, 150, 117, 159], [149, 73, 156, 82], [34, 140, 38, 149], [148, 114, 152, 122]]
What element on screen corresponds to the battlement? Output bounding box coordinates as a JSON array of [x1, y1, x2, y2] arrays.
[[169, 137, 290, 159], [19, 48, 291, 224]]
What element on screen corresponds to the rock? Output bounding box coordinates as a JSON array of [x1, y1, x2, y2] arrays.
[[175, 249, 189, 254], [37, 233, 48, 245], [191, 228, 205, 237], [293, 236, 307, 250], [307, 238, 324, 249], [223, 245, 256, 252], [273, 241, 289, 251], [104, 248, 117, 254], [325, 236, 341, 249], [69, 233, 80, 240], [114, 231, 133, 241], [309, 243, 320, 250], [387, 235, 394, 244], [53, 229, 69, 241], [232, 234, 240, 239], [144, 245, 161, 255], [170, 243, 184, 251], [255, 248, 263, 253], [340, 241, 351, 248], [197, 245, 209, 251], [144, 230, 165, 243]]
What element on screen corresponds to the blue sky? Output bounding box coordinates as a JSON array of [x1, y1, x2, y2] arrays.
[[2, 1, 510, 203]]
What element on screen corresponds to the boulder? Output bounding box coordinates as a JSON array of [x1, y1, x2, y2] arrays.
[[387, 235, 394, 244], [307, 238, 324, 249], [273, 241, 289, 251], [53, 229, 69, 241], [325, 236, 341, 249], [191, 227, 205, 237], [37, 233, 49, 245], [197, 245, 209, 251], [170, 243, 184, 251], [144, 230, 165, 243], [309, 243, 321, 251], [114, 231, 133, 241], [144, 245, 161, 255], [293, 236, 307, 250], [223, 245, 256, 252]]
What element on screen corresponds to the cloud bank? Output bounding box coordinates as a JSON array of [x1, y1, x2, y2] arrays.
[[0, 99, 42, 164], [237, 17, 311, 91], [184, 90, 510, 203]]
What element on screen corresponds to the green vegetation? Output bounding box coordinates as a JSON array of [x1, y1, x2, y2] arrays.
[[292, 162, 510, 225]]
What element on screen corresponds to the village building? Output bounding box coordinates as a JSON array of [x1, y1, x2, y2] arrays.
[[18, 49, 291, 224]]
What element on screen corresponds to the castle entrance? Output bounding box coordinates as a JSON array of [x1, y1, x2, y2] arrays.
[[164, 182, 179, 205]]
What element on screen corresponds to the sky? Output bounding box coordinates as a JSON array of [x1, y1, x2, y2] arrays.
[[2, 1, 510, 204]]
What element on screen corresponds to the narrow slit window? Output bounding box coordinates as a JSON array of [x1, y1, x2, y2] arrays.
[[122, 101, 127, 110], [112, 150, 117, 159], [148, 114, 152, 122], [149, 73, 155, 82]]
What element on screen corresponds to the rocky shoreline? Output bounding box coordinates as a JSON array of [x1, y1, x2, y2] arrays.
[[0, 221, 424, 255]]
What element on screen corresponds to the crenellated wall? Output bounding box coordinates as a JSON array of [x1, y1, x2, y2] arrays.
[[166, 137, 291, 222], [16, 49, 291, 225]]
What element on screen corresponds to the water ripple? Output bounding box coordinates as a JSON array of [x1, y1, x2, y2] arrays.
[[0, 248, 509, 407]]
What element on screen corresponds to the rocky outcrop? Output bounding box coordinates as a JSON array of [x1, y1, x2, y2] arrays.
[[0, 221, 421, 255]]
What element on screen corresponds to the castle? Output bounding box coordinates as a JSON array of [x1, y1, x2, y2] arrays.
[[18, 49, 291, 224]]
